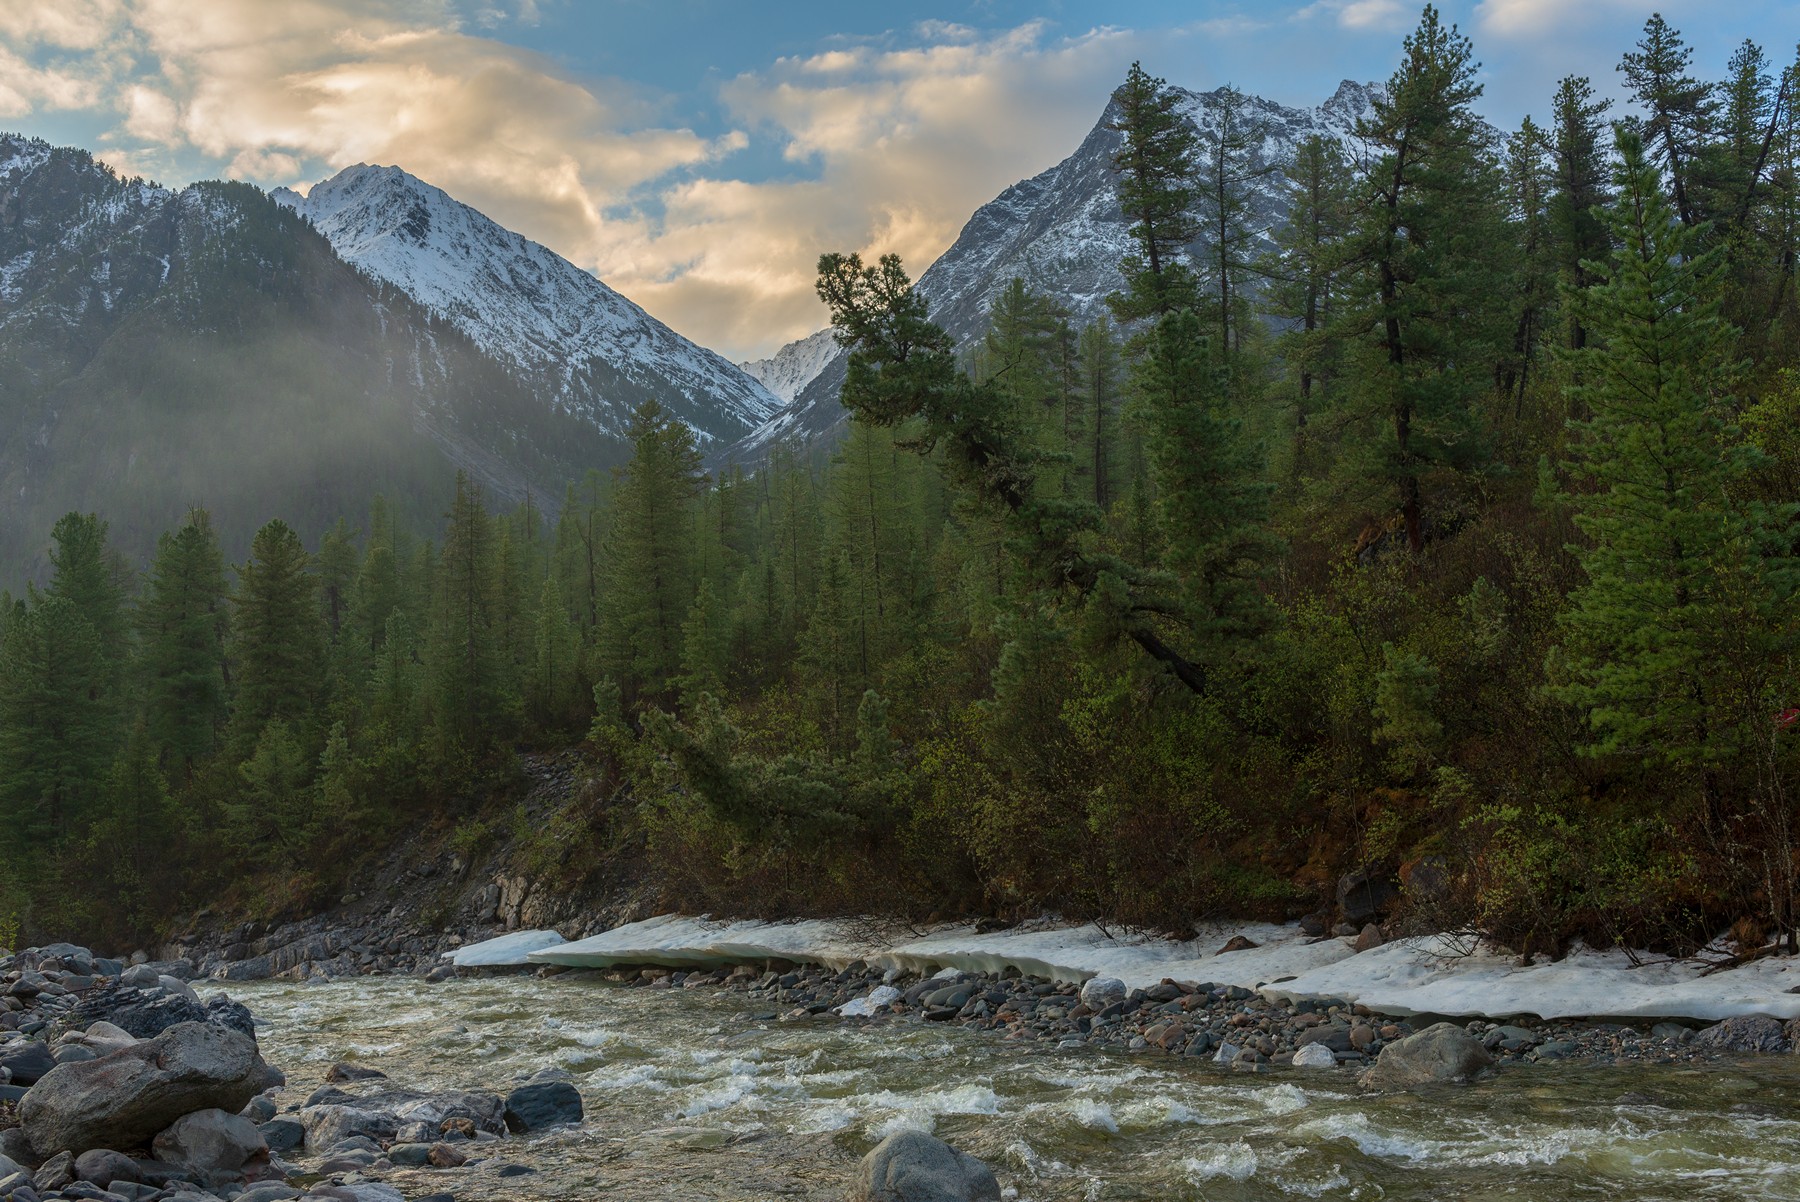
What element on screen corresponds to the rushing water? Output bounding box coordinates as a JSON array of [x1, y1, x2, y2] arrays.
[[231, 973, 1800, 1201]]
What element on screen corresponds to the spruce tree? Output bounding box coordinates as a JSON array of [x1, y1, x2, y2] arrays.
[[1553, 130, 1797, 789], [1266, 134, 1355, 459], [47, 511, 130, 687], [138, 511, 230, 777], [0, 595, 112, 852], [1197, 83, 1277, 357], [608, 400, 706, 702], [231, 518, 326, 754], [428, 473, 514, 750], [1548, 75, 1614, 348], [676, 578, 729, 710]]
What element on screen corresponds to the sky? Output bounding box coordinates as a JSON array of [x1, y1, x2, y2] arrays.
[[2, 1, 1795, 361]]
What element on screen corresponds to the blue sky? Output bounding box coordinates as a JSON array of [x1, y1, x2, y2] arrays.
[[3, 1, 1795, 358]]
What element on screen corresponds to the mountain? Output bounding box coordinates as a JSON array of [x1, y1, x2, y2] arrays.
[[274, 165, 781, 447], [716, 80, 1378, 465], [739, 327, 838, 404], [0, 133, 610, 579]]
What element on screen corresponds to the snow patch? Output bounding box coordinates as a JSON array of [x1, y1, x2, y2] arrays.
[[448, 929, 566, 966], [527, 913, 1800, 1022]]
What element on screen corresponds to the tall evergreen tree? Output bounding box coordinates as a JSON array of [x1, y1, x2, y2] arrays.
[[1109, 62, 1202, 319], [1548, 75, 1614, 349], [230, 519, 326, 753], [1617, 13, 1716, 228], [138, 511, 230, 777], [1553, 130, 1797, 792], [608, 400, 706, 703], [428, 473, 514, 750], [0, 596, 112, 852]]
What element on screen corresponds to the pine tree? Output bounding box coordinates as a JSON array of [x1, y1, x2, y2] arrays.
[[428, 473, 515, 750], [47, 511, 130, 687], [1553, 130, 1797, 790], [1617, 13, 1716, 228], [315, 518, 359, 639], [528, 576, 581, 730], [1338, 4, 1507, 552], [231, 518, 326, 754], [676, 577, 729, 710], [0, 595, 112, 852], [235, 718, 310, 851], [1198, 83, 1277, 357], [1265, 134, 1355, 459], [1077, 317, 1124, 510], [608, 400, 706, 702], [138, 511, 230, 777], [1502, 115, 1557, 412], [1548, 75, 1614, 348], [1109, 62, 1202, 319]]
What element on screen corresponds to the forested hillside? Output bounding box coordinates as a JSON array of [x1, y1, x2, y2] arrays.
[[3, 8, 1798, 958]]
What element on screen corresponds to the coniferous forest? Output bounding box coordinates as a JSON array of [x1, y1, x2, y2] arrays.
[[6, 8, 1800, 959]]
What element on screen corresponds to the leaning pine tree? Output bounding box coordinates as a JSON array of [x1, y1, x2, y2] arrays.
[[1553, 129, 1799, 820]]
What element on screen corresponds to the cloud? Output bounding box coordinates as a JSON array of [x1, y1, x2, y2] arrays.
[[1293, 0, 1410, 32], [1474, 0, 1646, 37], [0, 2, 1141, 359]]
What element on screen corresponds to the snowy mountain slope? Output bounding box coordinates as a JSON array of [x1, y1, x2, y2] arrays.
[[275, 165, 782, 446], [716, 80, 1378, 465], [739, 327, 839, 404]]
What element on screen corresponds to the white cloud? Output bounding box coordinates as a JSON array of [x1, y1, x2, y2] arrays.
[[1474, 0, 1649, 37], [1293, 0, 1410, 32], [0, 2, 1143, 359]]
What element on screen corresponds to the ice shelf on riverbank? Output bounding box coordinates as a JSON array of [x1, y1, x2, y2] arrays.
[[516, 913, 1800, 1022], [449, 928, 566, 966]]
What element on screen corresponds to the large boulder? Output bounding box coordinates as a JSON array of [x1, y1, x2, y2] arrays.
[[1337, 868, 1400, 925], [19, 1021, 284, 1158], [152, 1108, 271, 1187], [853, 1130, 1001, 1202], [1078, 977, 1126, 1010], [1359, 1021, 1493, 1089], [503, 1080, 583, 1132], [1694, 1014, 1787, 1054], [71, 1148, 140, 1189]]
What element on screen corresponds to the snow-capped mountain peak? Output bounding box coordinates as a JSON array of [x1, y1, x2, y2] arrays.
[[739, 327, 839, 405], [276, 163, 781, 445]]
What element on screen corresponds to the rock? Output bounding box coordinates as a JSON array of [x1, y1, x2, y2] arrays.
[[1292, 1043, 1337, 1068], [76, 1023, 136, 1057], [852, 1131, 1001, 1202], [33, 1150, 74, 1192], [117, 967, 160, 991], [1352, 923, 1385, 952], [255, 1119, 304, 1155], [426, 1142, 466, 1168], [1650, 1022, 1692, 1043], [1078, 977, 1126, 1009], [236, 1185, 301, 1202], [299, 1088, 504, 1150], [211, 958, 272, 983], [384, 1142, 432, 1167], [52, 1045, 97, 1066], [1215, 935, 1259, 954], [324, 1063, 386, 1084], [0, 1042, 56, 1086], [0, 1127, 33, 1167], [0, 1154, 18, 1181], [502, 1080, 583, 1133], [1337, 868, 1399, 925], [151, 1109, 269, 1187], [20, 1021, 283, 1159], [1694, 1014, 1787, 1054], [158, 977, 201, 1005], [1359, 1022, 1493, 1089], [71, 1149, 139, 1189]]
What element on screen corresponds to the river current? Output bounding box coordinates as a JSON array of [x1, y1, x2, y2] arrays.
[[232, 973, 1800, 1201]]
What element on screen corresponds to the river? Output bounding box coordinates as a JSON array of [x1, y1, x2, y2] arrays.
[[232, 973, 1800, 1201]]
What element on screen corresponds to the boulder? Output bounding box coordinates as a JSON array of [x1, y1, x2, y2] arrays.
[[325, 1062, 386, 1083], [72, 1148, 140, 1189], [1337, 868, 1399, 925], [1352, 924, 1385, 953], [256, 1117, 305, 1155], [119, 965, 162, 990], [1078, 977, 1126, 1010], [19, 1021, 284, 1158], [151, 1109, 270, 1187], [1292, 1043, 1337, 1068], [0, 1040, 56, 1086], [853, 1130, 1001, 1202], [1359, 1022, 1493, 1089], [1694, 1014, 1787, 1054], [33, 1149, 74, 1192], [299, 1087, 504, 1150], [503, 1080, 583, 1132]]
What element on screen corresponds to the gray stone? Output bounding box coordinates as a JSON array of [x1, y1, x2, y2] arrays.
[[1359, 1022, 1494, 1089], [1077, 977, 1126, 1009], [1337, 868, 1399, 924], [72, 1148, 139, 1189], [236, 1185, 301, 1202], [1694, 1014, 1787, 1054], [157, 977, 201, 1005], [254, 1118, 303, 1155], [0, 1126, 34, 1167], [1292, 1043, 1336, 1068], [502, 1080, 583, 1132], [33, 1150, 74, 1192], [1650, 1022, 1692, 1042], [0, 1042, 57, 1086], [384, 1142, 433, 1166], [151, 1108, 269, 1187], [117, 967, 161, 991], [210, 959, 272, 983], [53, 1045, 98, 1065], [0, 1153, 19, 1180], [853, 1130, 1001, 1202], [20, 1022, 283, 1158]]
